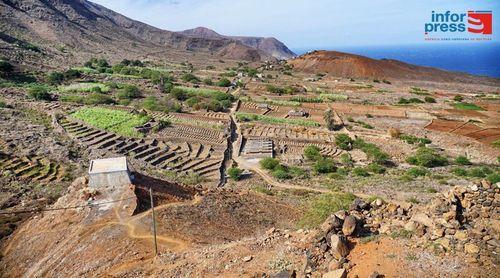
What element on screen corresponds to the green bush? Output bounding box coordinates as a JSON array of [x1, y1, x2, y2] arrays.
[[451, 167, 468, 176], [335, 134, 353, 150], [28, 86, 51, 101], [298, 193, 356, 228], [455, 156, 471, 165], [453, 95, 463, 102], [353, 138, 389, 164], [398, 98, 424, 104], [47, 71, 64, 85], [0, 60, 14, 75], [487, 172, 500, 184], [181, 73, 200, 83], [424, 96, 436, 103], [406, 167, 429, 178], [203, 78, 213, 85], [313, 157, 336, 174], [304, 145, 321, 161], [453, 102, 484, 111], [400, 134, 432, 145], [117, 85, 141, 100], [84, 93, 115, 105], [406, 147, 448, 168], [468, 166, 493, 178], [228, 167, 243, 181], [216, 78, 231, 87], [339, 153, 353, 166], [171, 87, 188, 101], [260, 157, 279, 170], [289, 166, 308, 179], [353, 167, 370, 177], [366, 163, 386, 174], [272, 166, 292, 180]]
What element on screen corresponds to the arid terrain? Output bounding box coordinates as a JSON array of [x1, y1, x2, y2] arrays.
[[0, 0, 499, 277]]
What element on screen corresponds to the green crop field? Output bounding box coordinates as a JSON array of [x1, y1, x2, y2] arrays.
[[58, 82, 110, 93], [236, 112, 320, 127], [175, 86, 224, 96], [71, 107, 150, 137], [453, 102, 485, 111]]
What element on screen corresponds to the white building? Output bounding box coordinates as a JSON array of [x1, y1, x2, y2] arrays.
[[88, 157, 131, 187]]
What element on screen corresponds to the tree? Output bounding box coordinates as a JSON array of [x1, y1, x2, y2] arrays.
[[228, 167, 243, 181], [0, 60, 14, 76]]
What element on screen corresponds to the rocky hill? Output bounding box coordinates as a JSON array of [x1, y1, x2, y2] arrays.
[[180, 27, 296, 60], [288, 50, 499, 84], [0, 0, 283, 69]]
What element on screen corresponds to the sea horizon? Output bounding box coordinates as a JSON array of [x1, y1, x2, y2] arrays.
[[291, 43, 500, 78]]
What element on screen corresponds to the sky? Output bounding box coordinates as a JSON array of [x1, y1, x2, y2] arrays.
[[91, 0, 499, 50]]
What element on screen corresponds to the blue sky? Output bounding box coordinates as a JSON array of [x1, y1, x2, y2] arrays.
[[92, 0, 499, 49]]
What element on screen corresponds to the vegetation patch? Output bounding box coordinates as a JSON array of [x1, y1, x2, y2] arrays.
[[298, 192, 356, 228], [58, 82, 110, 93], [453, 102, 484, 111], [406, 147, 448, 168], [71, 107, 150, 137], [236, 112, 320, 127]]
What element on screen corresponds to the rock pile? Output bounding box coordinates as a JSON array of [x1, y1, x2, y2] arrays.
[[307, 179, 499, 276]]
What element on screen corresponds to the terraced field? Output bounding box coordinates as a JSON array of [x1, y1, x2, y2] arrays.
[[58, 117, 224, 181], [0, 152, 65, 183]]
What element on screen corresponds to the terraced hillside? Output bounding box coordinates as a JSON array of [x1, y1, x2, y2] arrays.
[[58, 117, 225, 182]]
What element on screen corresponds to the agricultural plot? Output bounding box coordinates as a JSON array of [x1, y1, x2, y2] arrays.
[[236, 112, 320, 127], [425, 119, 500, 145], [0, 149, 66, 183], [58, 82, 110, 93], [58, 117, 225, 182], [71, 107, 151, 137]]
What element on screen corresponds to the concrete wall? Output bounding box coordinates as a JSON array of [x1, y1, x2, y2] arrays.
[[88, 171, 131, 188]]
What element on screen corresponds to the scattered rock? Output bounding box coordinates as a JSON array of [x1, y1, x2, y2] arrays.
[[464, 243, 479, 254], [328, 259, 342, 271], [369, 271, 384, 278], [342, 216, 357, 236], [323, 268, 346, 278], [330, 234, 349, 259], [242, 256, 253, 262]]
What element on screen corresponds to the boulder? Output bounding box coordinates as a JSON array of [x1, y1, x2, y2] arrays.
[[342, 216, 357, 236], [320, 215, 343, 233], [464, 243, 479, 254], [411, 212, 433, 228], [330, 234, 350, 259], [323, 268, 346, 278], [328, 259, 342, 271]]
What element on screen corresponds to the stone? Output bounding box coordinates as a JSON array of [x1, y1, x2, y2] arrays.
[[350, 198, 369, 211], [330, 234, 350, 259], [386, 203, 399, 214], [435, 238, 451, 251], [443, 211, 456, 221], [335, 210, 347, 220], [464, 243, 479, 254], [481, 179, 492, 189], [411, 212, 433, 228], [242, 256, 253, 262], [321, 215, 343, 233], [454, 230, 468, 241], [369, 271, 384, 278], [432, 228, 444, 238], [342, 216, 357, 236], [273, 270, 296, 278], [323, 268, 346, 278], [328, 259, 342, 271], [404, 221, 417, 232]]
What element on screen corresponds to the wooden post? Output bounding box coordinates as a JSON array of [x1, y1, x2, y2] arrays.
[[149, 187, 158, 256]]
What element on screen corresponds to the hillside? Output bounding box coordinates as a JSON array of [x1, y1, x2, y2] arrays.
[[0, 0, 278, 69], [288, 50, 499, 84], [180, 27, 296, 60]]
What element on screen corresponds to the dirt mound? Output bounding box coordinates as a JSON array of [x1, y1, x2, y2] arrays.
[[288, 50, 499, 84]]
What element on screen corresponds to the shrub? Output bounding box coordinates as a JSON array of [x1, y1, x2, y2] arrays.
[[272, 167, 292, 180], [453, 95, 464, 102], [181, 73, 199, 83], [451, 167, 468, 176], [84, 93, 115, 105], [47, 71, 64, 85], [455, 156, 471, 165], [152, 119, 171, 132], [304, 145, 321, 161], [366, 163, 386, 174], [487, 172, 500, 184], [216, 78, 231, 87], [313, 157, 336, 174], [335, 134, 353, 150], [398, 98, 424, 104], [400, 134, 432, 145], [339, 153, 353, 166], [453, 102, 484, 111], [353, 167, 370, 177], [353, 138, 389, 164], [298, 193, 356, 228], [260, 157, 279, 170], [117, 85, 141, 100], [206, 100, 223, 112], [468, 166, 493, 178], [171, 87, 188, 101], [228, 167, 243, 181], [406, 147, 448, 168], [203, 78, 213, 85], [28, 86, 51, 101], [407, 167, 429, 178], [289, 166, 308, 179], [0, 60, 14, 75], [424, 96, 436, 103]]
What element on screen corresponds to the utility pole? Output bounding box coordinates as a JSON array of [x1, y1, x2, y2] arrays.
[[149, 187, 158, 256]]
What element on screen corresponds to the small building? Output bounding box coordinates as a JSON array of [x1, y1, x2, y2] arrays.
[[88, 157, 131, 188], [287, 109, 308, 117]]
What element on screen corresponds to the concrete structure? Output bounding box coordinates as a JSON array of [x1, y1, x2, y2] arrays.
[[88, 157, 131, 187], [242, 138, 273, 158]]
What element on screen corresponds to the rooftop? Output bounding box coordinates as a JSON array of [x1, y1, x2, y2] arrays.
[[88, 157, 128, 174]]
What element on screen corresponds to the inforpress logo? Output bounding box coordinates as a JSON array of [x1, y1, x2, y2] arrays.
[[424, 10, 492, 41], [468, 11, 492, 34]]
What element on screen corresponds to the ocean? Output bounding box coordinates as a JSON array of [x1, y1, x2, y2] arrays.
[[292, 43, 500, 78]]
